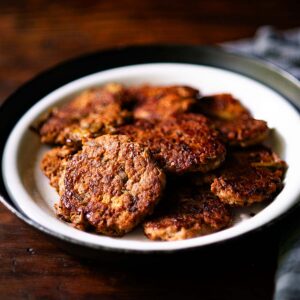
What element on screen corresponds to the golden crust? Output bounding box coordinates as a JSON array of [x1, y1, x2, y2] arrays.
[[131, 85, 199, 120], [57, 135, 166, 236], [40, 146, 76, 192], [198, 94, 251, 120], [211, 146, 287, 206], [214, 117, 269, 147], [143, 186, 231, 241], [117, 113, 226, 174], [197, 94, 269, 147], [38, 83, 132, 145]]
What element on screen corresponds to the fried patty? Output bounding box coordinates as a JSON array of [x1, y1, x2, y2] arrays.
[[38, 83, 132, 145], [143, 186, 231, 241], [57, 134, 166, 236], [198, 93, 251, 120], [131, 85, 199, 120], [118, 113, 226, 174], [197, 94, 269, 147], [214, 117, 269, 147], [211, 146, 287, 206], [40, 146, 76, 192]]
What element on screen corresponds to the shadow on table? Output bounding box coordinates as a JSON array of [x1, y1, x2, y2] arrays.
[[53, 225, 278, 300]]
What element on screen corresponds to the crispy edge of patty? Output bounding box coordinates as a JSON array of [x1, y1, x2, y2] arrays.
[[131, 85, 200, 120], [57, 134, 166, 236], [143, 187, 231, 241], [40, 146, 77, 192], [117, 113, 226, 174], [210, 146, 287, 206]]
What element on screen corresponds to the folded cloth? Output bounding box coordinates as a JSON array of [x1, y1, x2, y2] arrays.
[[222, 26, 300, 300], [223, 26, 300, 80]]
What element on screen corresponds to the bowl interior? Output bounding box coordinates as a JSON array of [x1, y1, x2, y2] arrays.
[[2, 63, 300, 252]]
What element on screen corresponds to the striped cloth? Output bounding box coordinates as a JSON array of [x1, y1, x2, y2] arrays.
[[223, 26, 300, 79], [222, 26, 300, 300]]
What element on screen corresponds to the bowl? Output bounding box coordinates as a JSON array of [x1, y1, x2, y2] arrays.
[[1, 46, 300, 255]]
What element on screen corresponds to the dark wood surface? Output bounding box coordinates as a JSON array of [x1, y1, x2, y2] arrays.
[[1, 1, 299, 299]]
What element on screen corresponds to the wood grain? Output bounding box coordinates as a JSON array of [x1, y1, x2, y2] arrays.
[[1, 0, 299, 299]]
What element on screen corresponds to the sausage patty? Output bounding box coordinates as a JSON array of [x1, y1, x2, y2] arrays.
[[57, 134, 166, 236], [131, 85, 199, 120], [143, 185, 231, 241], [197, 94, 269, 147], [38, 83, 132, 145], [214, 117, 269, 147], [211, 146, 287, 206], [197, 93, 251, 120], [117, 113, 226, 174]]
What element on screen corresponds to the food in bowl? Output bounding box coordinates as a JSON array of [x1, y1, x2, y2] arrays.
[[35, 83, 287, 241]]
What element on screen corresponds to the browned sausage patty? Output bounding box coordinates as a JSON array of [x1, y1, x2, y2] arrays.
[[197, 94, 269, 147], [143, 186, 231, 241], [40, 146, 77, 192], [214, 117, 269, 147], [57, 134, 166, 236], [38, 83, 132, 145], [131, 85, 199, 120], [211, 146, 287, 206], [117, 113, 226, 174], [197, 93, 251, 120]]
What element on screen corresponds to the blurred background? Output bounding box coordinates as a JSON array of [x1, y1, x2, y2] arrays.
[[1, 0, 300, 103]]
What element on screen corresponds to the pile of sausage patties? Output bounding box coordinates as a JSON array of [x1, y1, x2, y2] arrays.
[[38, 83, 287, 241]]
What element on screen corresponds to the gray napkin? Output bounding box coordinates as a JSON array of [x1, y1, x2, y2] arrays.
[[223, 26, 300, 80], [222, 26, 300, 300]]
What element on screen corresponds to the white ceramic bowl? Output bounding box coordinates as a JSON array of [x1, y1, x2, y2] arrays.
[[2, 63, 300, 252]]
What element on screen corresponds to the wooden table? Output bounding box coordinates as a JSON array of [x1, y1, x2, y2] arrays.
[[1, 1, 299, 299]]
